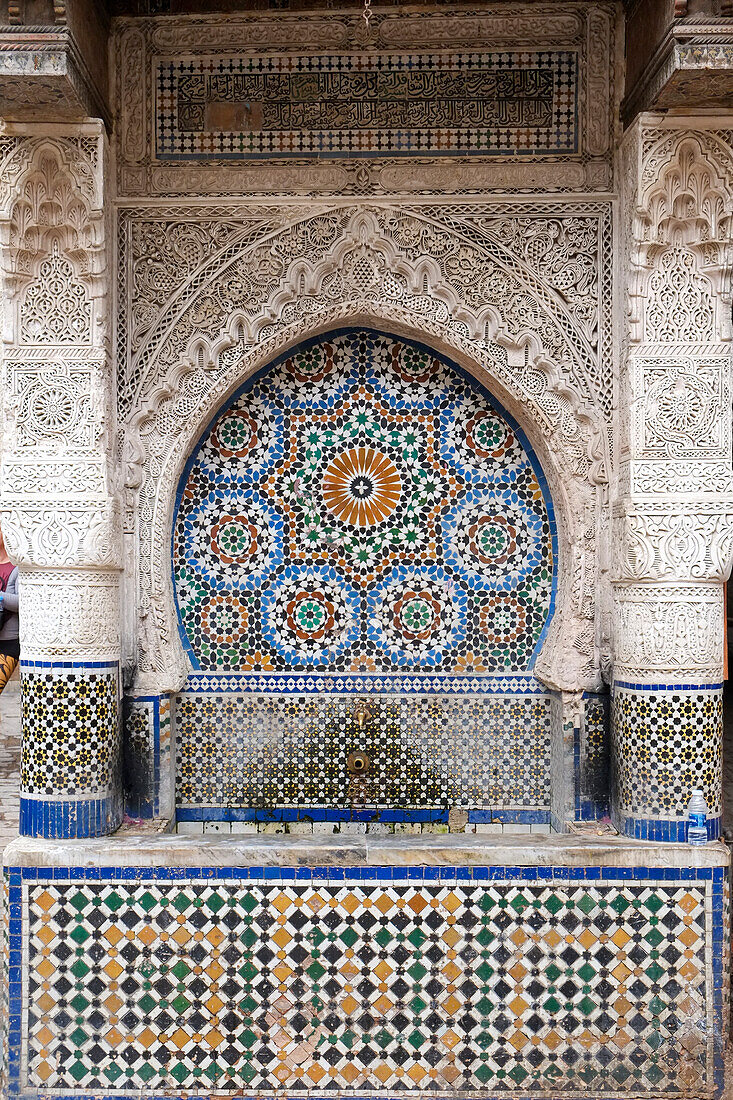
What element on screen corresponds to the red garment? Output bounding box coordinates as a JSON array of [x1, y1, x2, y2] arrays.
[[0, 562, 13, 591]]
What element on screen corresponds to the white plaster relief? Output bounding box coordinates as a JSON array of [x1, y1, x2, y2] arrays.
[[19, 569, 120, 661], [613, 584, 723, 681], [627, 127, 733, 345], [2, 501, 122, 571], [0, 122, 122, 651], [613, 119, 733, 603], [118, 202, 612, 695], [636, 360, 729, 459], [614, 505, 733, 585], [5, 360, 101, 452]]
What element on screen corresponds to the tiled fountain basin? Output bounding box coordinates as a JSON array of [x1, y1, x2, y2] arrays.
[[2, 834, 729, 1099]]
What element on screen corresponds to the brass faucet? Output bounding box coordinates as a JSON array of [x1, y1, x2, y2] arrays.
[[353, 700, 370, 729]]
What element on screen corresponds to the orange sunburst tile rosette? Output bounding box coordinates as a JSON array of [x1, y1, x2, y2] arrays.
[[322, 447, 402, 527]]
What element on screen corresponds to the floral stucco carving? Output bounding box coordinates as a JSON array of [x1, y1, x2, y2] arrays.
[[0, 124, 122, 661], [119, 201, 613, 694], [614, 117, 733, 682]]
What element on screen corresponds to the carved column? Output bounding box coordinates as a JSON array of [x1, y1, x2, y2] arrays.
[[613, 117, 733, 840], [0, 123, 122, 838]]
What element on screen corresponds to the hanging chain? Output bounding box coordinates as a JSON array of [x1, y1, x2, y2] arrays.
[[363, 0, 372, 29]]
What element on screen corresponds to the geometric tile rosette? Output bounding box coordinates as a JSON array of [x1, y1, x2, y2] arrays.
[[26, 877, 711, 1094], [173, 330, 555, 676], [175, 693, 552, 812], [612, 686, 722, 818]]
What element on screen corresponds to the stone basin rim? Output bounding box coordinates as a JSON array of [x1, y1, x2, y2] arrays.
[[3, 832, 728, 868]]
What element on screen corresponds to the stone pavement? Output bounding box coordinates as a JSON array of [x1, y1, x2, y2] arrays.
[[0, 674, 20, 849]]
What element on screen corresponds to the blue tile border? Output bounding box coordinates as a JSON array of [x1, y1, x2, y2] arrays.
[[619, 814, 721, 843], [183, 671, 549, 695], [4, 862, 725, 884], [19, 659, 119, 671], [19, 795, 121, 839], [614, 680, 723, 692], [175, 805, 551, 825]]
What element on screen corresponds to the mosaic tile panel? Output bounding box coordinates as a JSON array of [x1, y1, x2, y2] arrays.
[[173, 330, 555, 679], [577, 692, 610, 820], [156, 52, 579, 160], [123, 698, 156, 818], [20, 664, 120, 798], [175, 692, 551, 812], [612, 684, 722, 820], [23, 872, 717, 1096]]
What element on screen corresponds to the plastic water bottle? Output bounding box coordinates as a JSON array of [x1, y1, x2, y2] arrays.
[[687, 789, 708, 846]]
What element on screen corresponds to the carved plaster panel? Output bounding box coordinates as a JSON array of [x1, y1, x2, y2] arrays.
[[0, 124, 122, 579], [113, 5, 621, 198], [613, 504, 733, 584], [614, 118, 733, 600], [624, 124, 733, 344], [612, 584, 723, 682], [1, 501, 122, 571], [631, 356, 730, 461], [19, 569, 121, 661], [4, 358, 102, 452]]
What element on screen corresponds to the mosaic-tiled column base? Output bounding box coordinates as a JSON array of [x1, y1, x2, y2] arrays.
[[19, 661, 122, 839], [2, 861, 728, 1098], [612, 680, 723, 841], [123, 695, 172, 820]]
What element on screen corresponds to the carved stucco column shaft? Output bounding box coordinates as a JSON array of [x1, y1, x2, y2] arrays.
[[612, 116, 733, 840], [0, 122, 123, 839]]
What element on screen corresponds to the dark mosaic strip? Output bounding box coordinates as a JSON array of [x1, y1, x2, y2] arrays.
[[174, 692, 552, 811], [157, 52, 578, 160]]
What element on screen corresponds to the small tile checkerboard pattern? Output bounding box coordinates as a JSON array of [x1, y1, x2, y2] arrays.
[[20, 666, 119, 798], [612, 685, 722, 819], [23, 871, 716, 1095], [174, 692, 551, 812], [123, 699, 156, 817], [156, 52, 579, 160], [577, 693, 610, 819]]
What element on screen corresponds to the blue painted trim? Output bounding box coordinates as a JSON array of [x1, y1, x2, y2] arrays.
[[172, 326, 559, 680], [19, 795, 120, 839], [614, 680, 723, 692], [4, 863, 725, 883], [182, 671, 548, 694], [619, 814, 721, 843], [20, 659, 119, 670], [175, 805, 551, 825], [576, 799, 609, 821]]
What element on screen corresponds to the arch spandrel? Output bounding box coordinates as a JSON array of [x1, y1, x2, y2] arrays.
[[120, 206, 610, 696]]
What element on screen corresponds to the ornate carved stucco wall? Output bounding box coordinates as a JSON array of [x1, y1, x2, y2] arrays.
[[119, 202, 614, 697], [612, 117, 733, 839]]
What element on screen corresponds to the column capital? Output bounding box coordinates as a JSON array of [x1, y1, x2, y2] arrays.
[[612, 499, 733, 584]]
